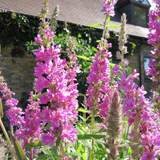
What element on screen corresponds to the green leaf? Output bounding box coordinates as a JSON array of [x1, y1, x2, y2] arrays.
[[91, 46, 98, 52], [89, 24, 103, 27], [78, 93, 85, 96], [107, 16, 110, 23], [31, 49, 39, 52], [78, 33, 82, 38], [106, 25, 120, 28], [109, 62, 116, 68], [30, 92, 47, 100], [127, 147, 132, 154], [54, 35, 58, 41], [77, 55, 92, 61], [78, 108, 89, 113], [36, 154, 50, 160], [10, 134, 27, 160], [24, 141, 42, 150], [45, 122, 52, 129], [78, 134, 105, 140]]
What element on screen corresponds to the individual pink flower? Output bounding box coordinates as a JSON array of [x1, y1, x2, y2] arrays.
[[5, 98, 19, 108], [140, 150, 157, 160], [41, 132, 57, 147]]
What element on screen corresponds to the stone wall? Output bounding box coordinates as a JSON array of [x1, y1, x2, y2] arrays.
[[127, 48, 140, 86], [0, 43, 36, 109]]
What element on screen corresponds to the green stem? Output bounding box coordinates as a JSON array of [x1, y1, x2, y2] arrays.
[[91, 110, 95, 160], [0, 118, 18, 160], [102, 14, 108, 39], [60, 141, 65, 159]]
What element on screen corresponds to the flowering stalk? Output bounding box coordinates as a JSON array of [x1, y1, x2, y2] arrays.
[[33, 1, 80, 159], [86, 28, 112, 160], [86, 1, 118, 158], [0, 75, 19, 159], [116, 13, 160, 160], [50, 5, 59, 32], [107, 89, 122, 160], [147, 0, 160, 108]]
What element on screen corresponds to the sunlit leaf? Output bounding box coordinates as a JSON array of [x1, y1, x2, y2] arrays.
[[77, 55, 92, 61], [24, 141, 42, 150], [78, 108, 89, 113], [78, 134, 106, 140], [11, 134, 27, 160], [30, 92, 47, 100]]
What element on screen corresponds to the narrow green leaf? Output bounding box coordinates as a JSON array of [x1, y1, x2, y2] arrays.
[[78, 134, 105, 140], [78, 93, 85, 96], [24, 141, 42, 150], [89, 24, 103, 27], [66, 152, 82, 157], [47, 149, 55, 160], [32, 49, 39, 52], [106, 25, 120, 28], [30, 92, 47, 100], [77, 55, 92, 61], [91, 46, 98, 52], [11, 134, 27, 160], [0, 98, 3, 118], [78, 108, 89, 113], [36, 154, 50, 160], [107, 16, 110, 23]]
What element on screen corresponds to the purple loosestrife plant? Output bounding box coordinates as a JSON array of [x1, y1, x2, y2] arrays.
[[4, 1, 79, 159], [33, 1, 80, 150], [116, 13, 160, 160], [87, 0, 117, 120], [147, 0, 160, 107]]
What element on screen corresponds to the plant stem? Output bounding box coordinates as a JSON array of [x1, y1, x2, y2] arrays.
[[0, 118, 18, 160], [29, 148, 33, 160], [102, 14, 108, 39], [60, 141, 65, 159], [91, 110, 95, 160]]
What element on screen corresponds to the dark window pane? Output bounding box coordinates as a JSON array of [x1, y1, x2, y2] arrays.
[[144, 57, 150, 79], [135, 6, 146, 27]]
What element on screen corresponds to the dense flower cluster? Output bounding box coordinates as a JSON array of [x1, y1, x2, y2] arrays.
[[101, 0, 117, 17], [147, 0, 160, 105], [86, 37, 112, 118], [33, 27, 80, 146]]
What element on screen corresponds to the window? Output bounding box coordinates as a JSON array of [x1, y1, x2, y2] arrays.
[[116, 0, 150, 27], [143, 51, 153, 81], [134, 5, 147, 27]]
